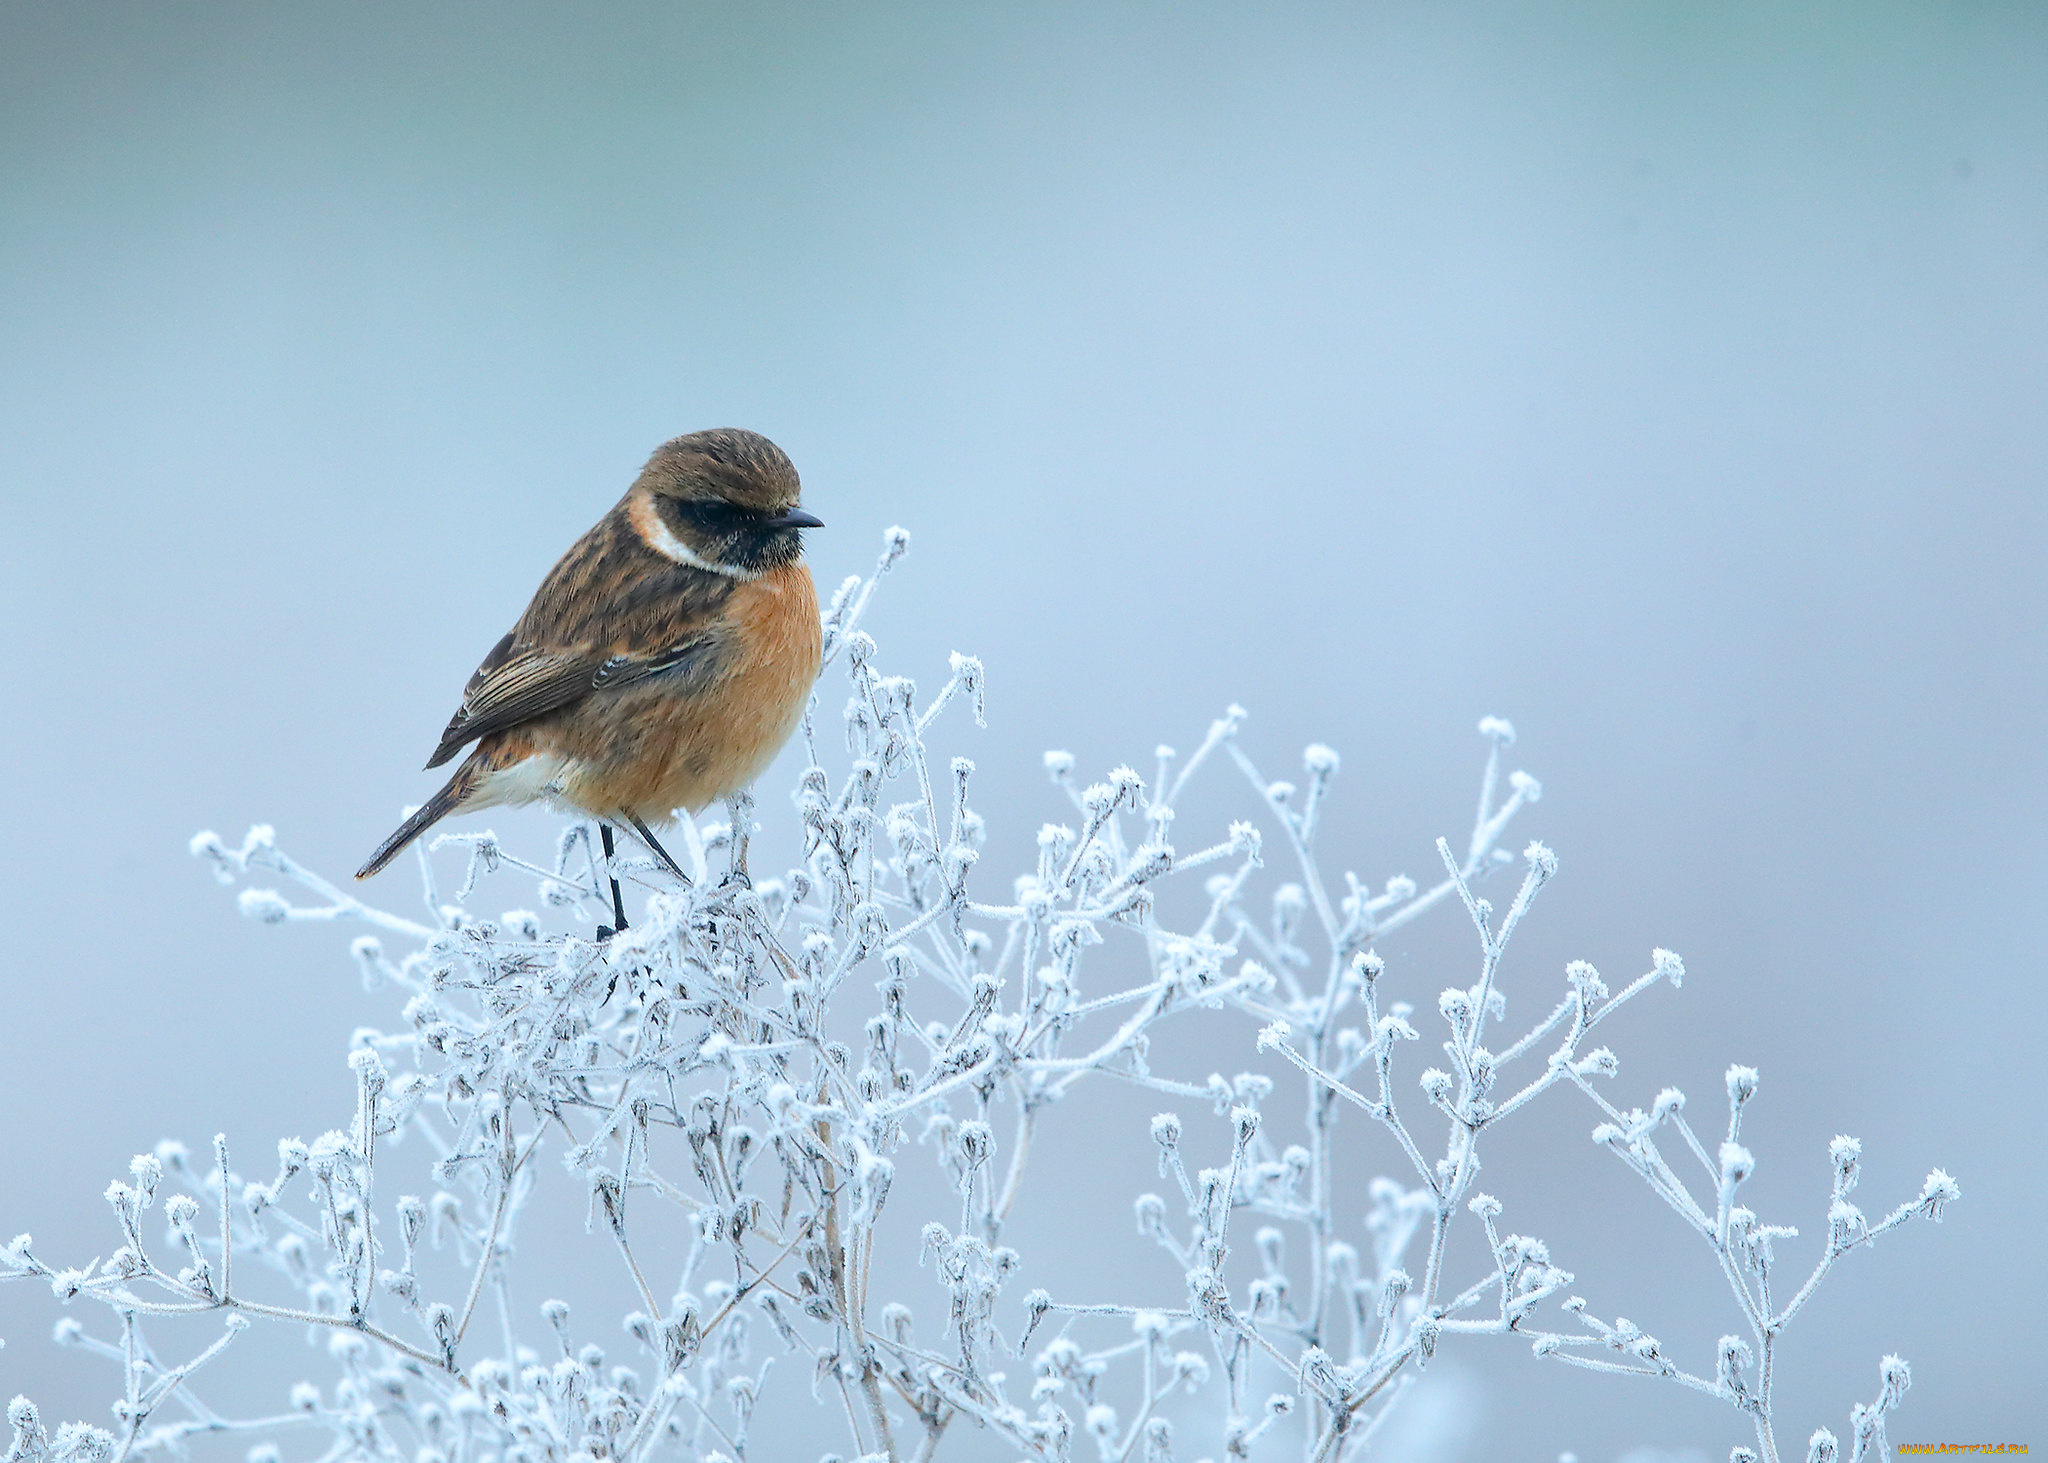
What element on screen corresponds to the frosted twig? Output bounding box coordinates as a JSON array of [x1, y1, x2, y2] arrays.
[[4, 533, 1955, 1463]]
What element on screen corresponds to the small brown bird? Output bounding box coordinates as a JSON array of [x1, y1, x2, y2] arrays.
[[356, 428, 823, 929]]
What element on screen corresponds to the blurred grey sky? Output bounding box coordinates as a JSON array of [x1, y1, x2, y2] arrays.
[[2, 2, 2043, 1457]]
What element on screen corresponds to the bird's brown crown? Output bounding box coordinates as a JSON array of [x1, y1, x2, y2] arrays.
[[638, 428, 802, 513], [629, 428, 819, 577]]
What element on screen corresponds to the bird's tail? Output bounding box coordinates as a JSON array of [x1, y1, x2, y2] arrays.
[[356, 755, 484, 879]]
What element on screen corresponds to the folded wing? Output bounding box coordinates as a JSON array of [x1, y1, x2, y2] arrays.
[[424, 630, 710, 769]]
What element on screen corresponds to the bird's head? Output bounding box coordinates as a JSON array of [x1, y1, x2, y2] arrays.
[[632, 428, 822, 577]]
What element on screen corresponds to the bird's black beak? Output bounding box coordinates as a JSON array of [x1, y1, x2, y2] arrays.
[[761, 508, 824, 530]]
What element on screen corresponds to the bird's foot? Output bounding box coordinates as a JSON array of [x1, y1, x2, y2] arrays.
[[716, 868, 753, 894]]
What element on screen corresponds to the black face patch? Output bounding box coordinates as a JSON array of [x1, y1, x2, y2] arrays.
[[657, 496, 807, 574], [661, 498, 751, 538]]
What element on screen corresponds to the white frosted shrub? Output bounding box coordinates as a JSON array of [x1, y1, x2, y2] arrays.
[[3, 532, 1955, 1463]]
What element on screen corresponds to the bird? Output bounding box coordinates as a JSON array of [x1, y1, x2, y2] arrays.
[[355, 428, 824, 935]]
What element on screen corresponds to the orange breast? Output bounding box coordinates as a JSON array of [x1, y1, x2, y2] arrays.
[[556, 560, 823, 820]]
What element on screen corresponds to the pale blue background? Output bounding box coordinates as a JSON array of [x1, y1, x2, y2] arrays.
[[2, 3, 2043, 1458]]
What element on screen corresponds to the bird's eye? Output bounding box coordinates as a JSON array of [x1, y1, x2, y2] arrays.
[[662, 497, 750, 537]]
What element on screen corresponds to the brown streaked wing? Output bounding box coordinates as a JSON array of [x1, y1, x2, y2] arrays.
[[462, 631, 516, 701], [426, 647, 607, 768], [423, 635, 715, 768], [423, 497, 737, 769]]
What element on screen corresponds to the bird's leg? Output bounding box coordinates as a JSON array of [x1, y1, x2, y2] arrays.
[[720, 791, 754, 890], [597, 822, 629, 939], [627, 813, 692, 886]]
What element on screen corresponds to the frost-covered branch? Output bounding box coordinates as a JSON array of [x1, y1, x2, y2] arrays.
[[3, 530, 1955, 1463]]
